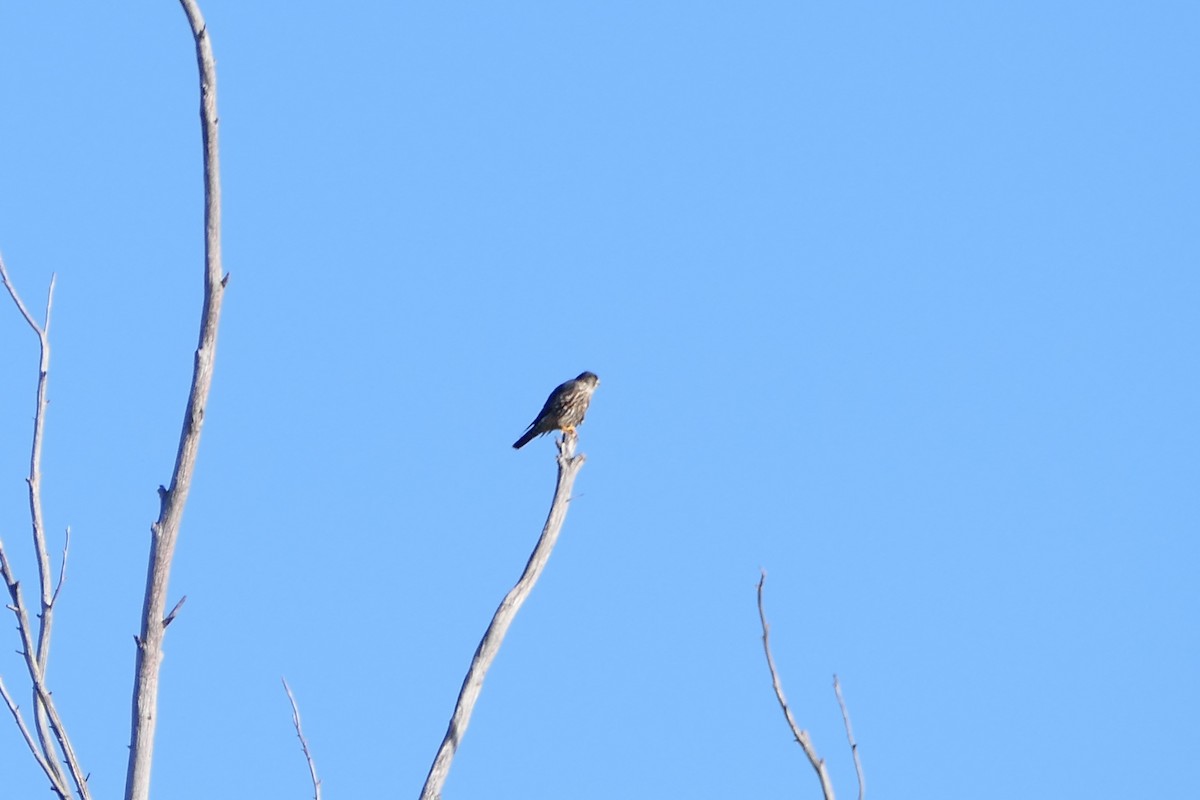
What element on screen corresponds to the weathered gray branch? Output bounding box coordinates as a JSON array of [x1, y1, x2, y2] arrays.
[[0, 270, 58, 649], [420, 434, 587, 800], [0, 540, 72, 798], [833, 674, 865, 800], [51, 526, 70, 607], [757, 570, 836, 800], [123, 3, 227, 799], [283, 679, 322, 800], [1, 257, 90, 800], [0, 675, 55, 781]]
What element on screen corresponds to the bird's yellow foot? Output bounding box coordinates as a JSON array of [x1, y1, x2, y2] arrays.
[[562, 425, 577, 435]]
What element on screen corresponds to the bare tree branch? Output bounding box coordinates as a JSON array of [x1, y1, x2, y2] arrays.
[[51, 527, 70, 607], [0, 256, 52, 332], [833, 674, 864, 800], [0, 669, 52, 786], [0, 675, 56, 781], [1, 257, 90, 799], [162, 595, 187, 629], [0, 260, 70, 780], [420, 433, 588, 800], [0, 266, 59, 659], [26, 273, 57, 670], [282, 679, 322, 800], [756, 570, 836, 800], [124, 4, 227, 799], [0, 541, 68, 798], [0, 551, 90, 800]]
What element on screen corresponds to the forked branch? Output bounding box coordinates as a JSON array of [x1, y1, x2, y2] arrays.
[[420, 433, 587, 800], [0, 256, 90, 799]]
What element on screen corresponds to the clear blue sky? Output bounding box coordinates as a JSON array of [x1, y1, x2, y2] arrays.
[[1, 3, 1197, 798]]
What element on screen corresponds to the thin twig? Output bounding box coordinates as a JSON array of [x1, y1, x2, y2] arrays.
[[282, 679, 322, 800], [0, 254, 47, 331], [757, 570, 835, 800], [51, 527, 70, 606], [162, 595, 187, 628], [419, 433, 588, 800], [833, 675, 865, 800], [124, 5, 227, 800]]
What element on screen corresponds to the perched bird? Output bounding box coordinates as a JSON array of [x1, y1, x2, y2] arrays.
[[513, 371, 600, 449]]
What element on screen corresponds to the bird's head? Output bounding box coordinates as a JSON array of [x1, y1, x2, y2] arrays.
[[577, 371, 600, 389]]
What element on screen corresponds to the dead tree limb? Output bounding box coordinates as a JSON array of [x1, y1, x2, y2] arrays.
[[833, 674, 865, 800], [1, 264, 62, 780], [123, 3, 227, 799], [419, 433, 587, 800], [757, 570, 836, 800], [283, 679, 323, 800], [0, 675, 56, 782], [0, 258, 91, 800]]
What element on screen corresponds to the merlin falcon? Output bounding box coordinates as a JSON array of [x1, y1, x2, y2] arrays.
[[512, 371, 600, 449]]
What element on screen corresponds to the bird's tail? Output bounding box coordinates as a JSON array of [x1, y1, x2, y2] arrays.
[[512, 428, 538, 449]]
